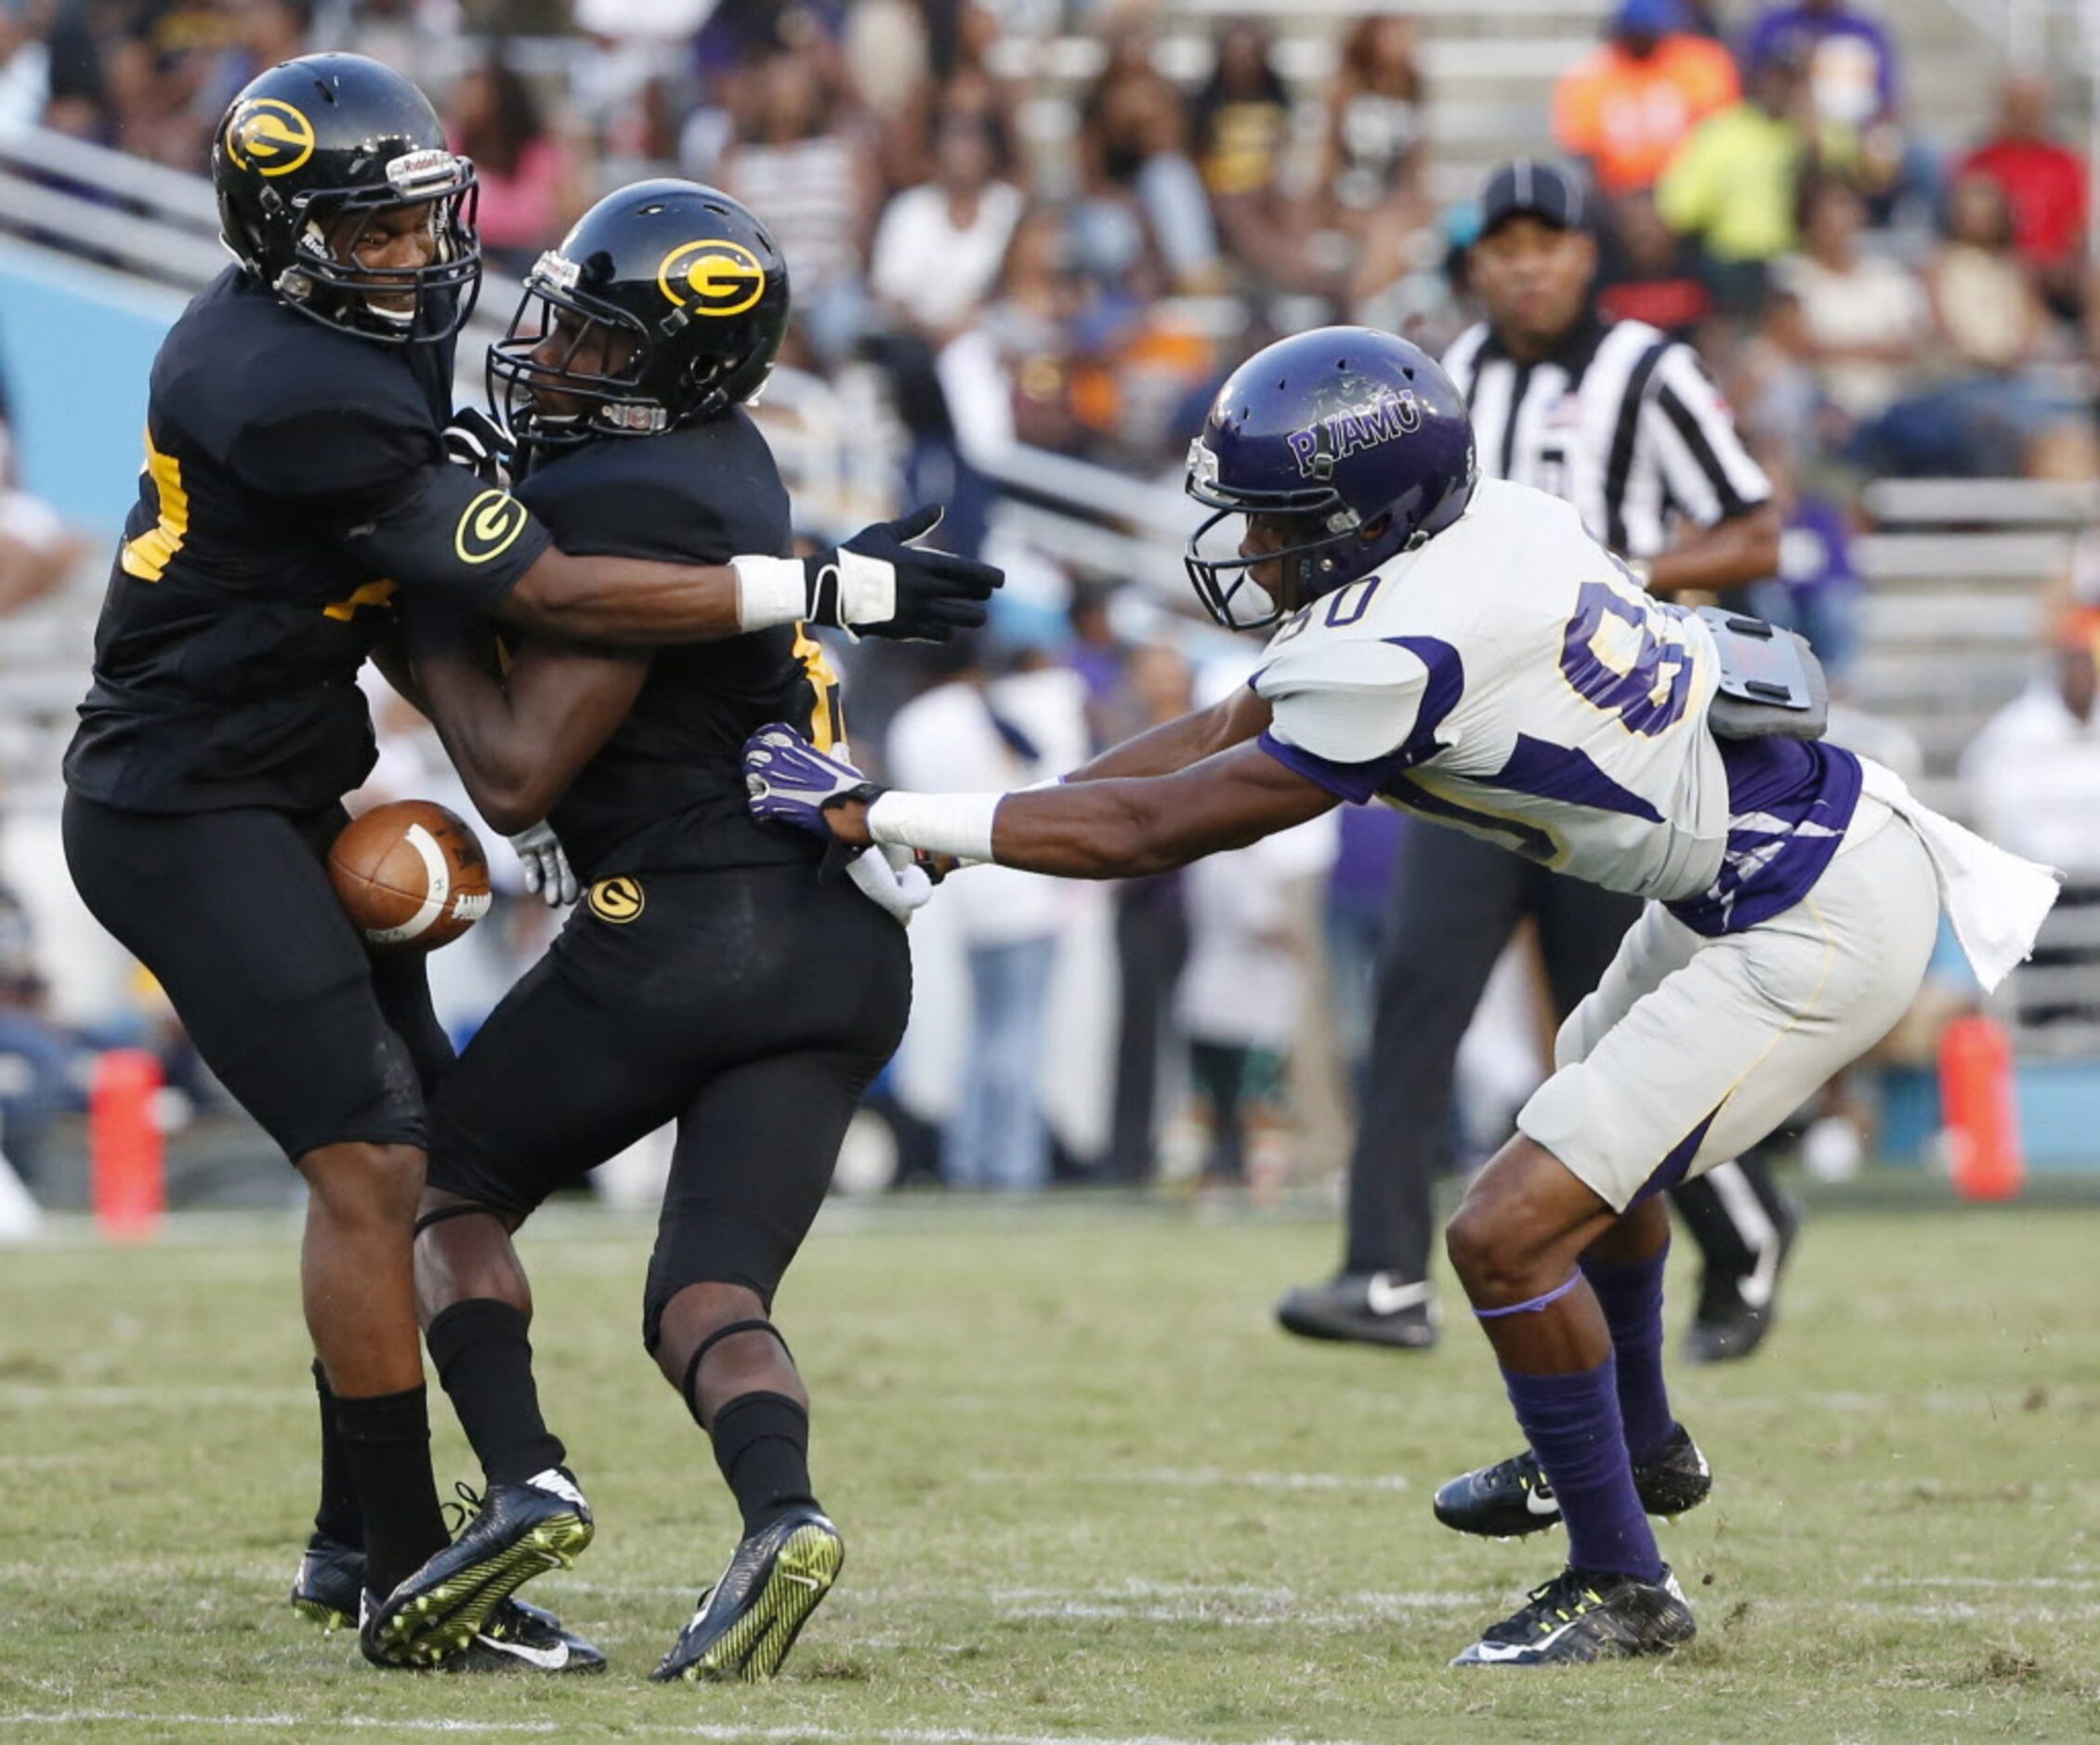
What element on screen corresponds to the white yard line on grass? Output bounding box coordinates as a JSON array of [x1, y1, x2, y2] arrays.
[[0, 1716, 1378, 1745]]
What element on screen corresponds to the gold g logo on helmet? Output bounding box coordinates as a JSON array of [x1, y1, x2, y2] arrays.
[[225, 98, 317, 177], [453, 491, 530, 565], [655, 240, 767, 318]]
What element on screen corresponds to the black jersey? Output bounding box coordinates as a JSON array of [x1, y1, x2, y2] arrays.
[[64, 267, 552, 814], [518, 413, 833, 880]]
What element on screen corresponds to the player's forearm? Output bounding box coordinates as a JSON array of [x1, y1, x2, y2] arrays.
[[1064, 688, 1272, 782], [502, 548, 746, 644], [1646, 503, 1782, 595], [829, 781, 1188, 879], [410, 647, 550, 834]]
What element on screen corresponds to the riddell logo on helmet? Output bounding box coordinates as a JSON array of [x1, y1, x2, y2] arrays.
[[655, 240, 767, 318], [226, 98, 317, 177], [1287, 389, 1424, 480]]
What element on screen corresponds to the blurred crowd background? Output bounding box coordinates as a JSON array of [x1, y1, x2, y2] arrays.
[[0, 0, 2098, 1206]]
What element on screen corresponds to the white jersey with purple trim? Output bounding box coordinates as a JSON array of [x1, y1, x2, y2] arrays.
[[1252, 478, 1863, 933]]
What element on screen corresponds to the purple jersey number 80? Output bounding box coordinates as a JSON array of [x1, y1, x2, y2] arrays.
[[1557, 579, 1694, 737]]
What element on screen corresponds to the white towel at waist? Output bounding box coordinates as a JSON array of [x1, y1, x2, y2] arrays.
[[1857, 755, 2061, 993]]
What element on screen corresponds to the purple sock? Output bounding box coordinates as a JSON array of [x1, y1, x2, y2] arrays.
[[1500, 1358, 1663, 1581], [1582, 1244, 1676, 1465]]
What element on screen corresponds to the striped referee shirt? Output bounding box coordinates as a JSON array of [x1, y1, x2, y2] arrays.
[[1440, 314, 1770, 560]]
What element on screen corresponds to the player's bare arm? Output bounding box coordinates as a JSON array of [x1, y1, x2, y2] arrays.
[[754, 731, 1337, 880], [1643, 500, 1781, 595], [1061, 683, 1272, 782], [409, 612, 647, 835], [496, 506, 1000, 647]]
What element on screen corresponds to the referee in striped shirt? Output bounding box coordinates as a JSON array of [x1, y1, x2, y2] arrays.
[[1278, 159, 1799, 1364]]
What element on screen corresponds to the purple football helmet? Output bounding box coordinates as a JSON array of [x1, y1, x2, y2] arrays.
[[1184, 326, 1477, 630]]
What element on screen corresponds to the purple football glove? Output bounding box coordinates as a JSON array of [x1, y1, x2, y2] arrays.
[[743, 723, 882, 836]]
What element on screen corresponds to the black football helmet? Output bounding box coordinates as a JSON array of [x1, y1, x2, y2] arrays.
[[487, 179, 790, 453], [212, 54, 479, 344]]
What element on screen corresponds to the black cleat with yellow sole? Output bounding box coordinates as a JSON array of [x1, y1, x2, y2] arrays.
[[294, 1528, 603, 1671], [1451, 1564, 1696, 1666], [650, 1506, 843, 1684], [1432, 1424, 1712, 1540], [358, 1471, 595, 1669]]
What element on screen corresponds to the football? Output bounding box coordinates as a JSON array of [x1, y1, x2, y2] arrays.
[[328, 799, 492, 953]]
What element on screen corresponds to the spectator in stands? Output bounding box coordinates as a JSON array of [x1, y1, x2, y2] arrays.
[[1961, 603, 2100, 882], [1101, 639, 1191, 1184], [0, 353, 85, 612], [1851, 171, 2096, 479], [1322, 13, 1427, 238], [1595, 187, 1714, 336], [0, 886, 82, 1192], [871, 111, 1024, 341], [39, 7, 107, 142], [1194, 19, 1317, 295], [1742, 0, 1897, 139], [202, 0, 311, 121], [1745, 442, 1862, 680], [1175, 807, 1336, 1201], [1657, 41, 1816, 316], [447, 58, 590, 280], [1552, 0, 1739, 197], [884, 635, 1089, 1191], [0, 2, 51, 134], [1771, 174, 1929, 428], [1957, 72, 2089, 326], [710, 43, 878, 363], [1075, 20, 1221, 293]]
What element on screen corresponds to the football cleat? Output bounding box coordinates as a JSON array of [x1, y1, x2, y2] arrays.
[[1685, 1197, 1801, 1364], [359, 1469, 594, 1669], [650, 1505, 843, 1684], [1273, 1272, 1440, 1350], [451, 1594, 607, 1674], [1433, 1424, 1711, 1540], [1451, 1564, 1696, 1666], [290, 1530, 363, 1630]]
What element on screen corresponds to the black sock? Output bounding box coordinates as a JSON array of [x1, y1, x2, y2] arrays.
[[703, 1391, 816, 1536], [310, 1360, 363, 1548], [426, 1298, 567, 1488], [332, 1384, 450, 1598]]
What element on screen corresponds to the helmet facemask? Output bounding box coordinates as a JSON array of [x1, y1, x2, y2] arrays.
[[487, 256, 681, 454], [260, 151, 480, 344], [1185, 439, 1394, 631]]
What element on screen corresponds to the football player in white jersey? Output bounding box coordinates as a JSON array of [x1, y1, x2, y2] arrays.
[[741, 328, 2056, 1667]]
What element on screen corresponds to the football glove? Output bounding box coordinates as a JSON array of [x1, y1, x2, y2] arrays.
[[442, 408, 513, 486], [742, 724, 880, 837], [508, 821, 578, 907], [803, 505, 1000, 642], [844, 843, 935, 925]]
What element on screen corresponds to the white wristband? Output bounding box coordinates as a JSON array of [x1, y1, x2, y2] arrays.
[[867, 790, 1003, 864], [730, 555, 807, 632]]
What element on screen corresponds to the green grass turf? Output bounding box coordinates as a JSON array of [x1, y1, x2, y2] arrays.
[[0, 1193, 2095, 1742]]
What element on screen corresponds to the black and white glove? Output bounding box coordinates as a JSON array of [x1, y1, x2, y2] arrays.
[[508, 821, 578, 907], [442, 408, 513, 487], [730, 505, 1001, 643]]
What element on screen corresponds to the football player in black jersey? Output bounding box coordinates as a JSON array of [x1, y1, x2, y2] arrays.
[[387, 181, 917, 1684], [59, 57, 994, 1673]]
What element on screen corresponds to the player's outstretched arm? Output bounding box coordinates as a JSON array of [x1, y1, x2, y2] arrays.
[[746, 726, 1338, 881], [409, 609, 647, 835], [1060, 684, 1274, 783], [502, 506, 1002, 647]]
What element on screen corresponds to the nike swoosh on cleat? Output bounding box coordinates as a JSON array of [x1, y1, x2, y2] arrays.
[[781, 1571, 821, 1592], [1364, 1275, 1434, 1316], [1467, 1619, 1582, 1663], [472, 1634, 571, 1671], [1523, 1486, 1562, 1516]]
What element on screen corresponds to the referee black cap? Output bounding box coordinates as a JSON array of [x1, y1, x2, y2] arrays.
[[1478, 159, 1589, 238]]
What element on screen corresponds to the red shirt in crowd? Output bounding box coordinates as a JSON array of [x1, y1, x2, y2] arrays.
[[1959, 137, 2088, 269]]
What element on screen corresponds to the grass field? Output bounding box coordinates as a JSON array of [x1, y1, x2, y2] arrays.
[[1, 1191, 2096, 1743]]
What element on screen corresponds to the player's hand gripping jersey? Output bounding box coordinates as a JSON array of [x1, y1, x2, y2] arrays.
[[65, 269, 551, 813], [1253, 479, 1863, 937]]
